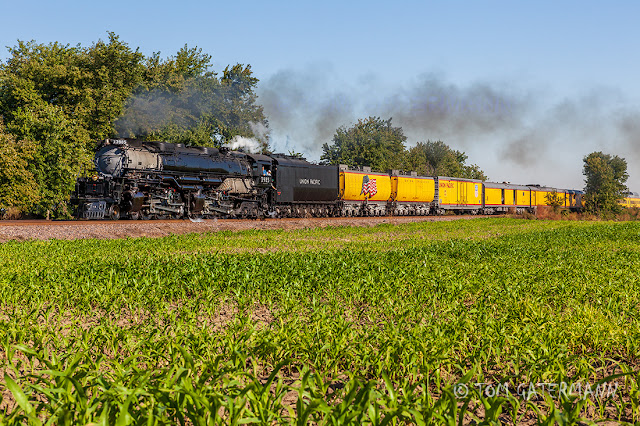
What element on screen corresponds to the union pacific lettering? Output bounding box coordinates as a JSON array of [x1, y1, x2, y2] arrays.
[[439, 182, 455, 188], [299, 178, 321, 185]]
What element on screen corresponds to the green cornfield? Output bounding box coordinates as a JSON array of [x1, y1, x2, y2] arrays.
[[1, 218, 640, 424]]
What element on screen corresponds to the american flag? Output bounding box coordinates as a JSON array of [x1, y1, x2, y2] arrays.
[[360, 175, 378, 197]]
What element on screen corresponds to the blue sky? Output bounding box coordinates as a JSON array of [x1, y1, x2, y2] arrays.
[[3, 1, 640, 190]]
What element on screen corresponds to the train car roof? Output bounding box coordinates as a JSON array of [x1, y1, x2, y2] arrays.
[[483, 182, 530, 190], [393, 174, 434, 180], [273, 157, 316, 167], [527, 185, 559, 192], [243, 153, 274, 163], [437, 176, 483, 183]]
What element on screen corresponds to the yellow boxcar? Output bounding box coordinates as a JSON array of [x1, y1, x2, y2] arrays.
[[340, 170, 392, 202], [559, 189, 572, 208], [392, 175, 435, 203], [437, 177, 483, 209], [515, 187, 531, 207], [483, 183, 530, 210], [484, 186, 503, 206]]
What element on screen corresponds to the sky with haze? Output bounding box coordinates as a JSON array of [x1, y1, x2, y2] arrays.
[[2, 0, 640, 191]]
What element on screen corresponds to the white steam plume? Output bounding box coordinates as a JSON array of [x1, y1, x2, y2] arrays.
[[224, 136, 262, 153]]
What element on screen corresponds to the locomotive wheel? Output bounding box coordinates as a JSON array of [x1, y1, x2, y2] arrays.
[[108, 205, 120, 220], [129, 211, 140, 220]]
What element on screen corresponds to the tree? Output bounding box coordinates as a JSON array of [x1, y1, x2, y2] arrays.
[[80, 33, 145, 142], [0, 122, 40, 213], [405, 140, 487, 180], [115, 48, 269, 151], [0, 34, 145, 149], [321, 117, 406, 171], [544, 190, 563, 213], [583, 151, 628, 214], [6, 101, 91, 216]]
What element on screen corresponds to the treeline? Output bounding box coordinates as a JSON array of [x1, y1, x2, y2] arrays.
[[0, 33, 266, 216], [321, 117, 487, 180]]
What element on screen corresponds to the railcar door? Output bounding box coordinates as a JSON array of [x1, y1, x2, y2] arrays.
[[458, 181, 467, 206]]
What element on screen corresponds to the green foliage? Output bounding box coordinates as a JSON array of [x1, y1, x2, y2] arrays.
[[80, 33, 146, 141], [321, 116, 407, 170], [4, 102, 91, 216], [0, 122, 39, 212], [0, 33, 145, 146], [322, 119, 487, 179], [0, 219, 638, 423], [0, 34, 141, 216], [545, 190, 564, 213], [406, 140, 487, 179], [583, 151, 629, 215]]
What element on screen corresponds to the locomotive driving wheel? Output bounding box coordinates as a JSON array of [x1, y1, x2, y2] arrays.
[[108, 205, 120, 220]]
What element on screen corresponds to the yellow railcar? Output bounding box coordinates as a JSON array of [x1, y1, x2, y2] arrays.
[[529, 186, 574, 209], [390, 172, 435, 215], [436, 177, 483, 213], [483, 182, 531, 214], [339, 166, 392, 216]]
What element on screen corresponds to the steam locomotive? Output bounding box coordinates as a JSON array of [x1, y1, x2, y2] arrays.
[[72, 139, 639, 220], [72, 139, 339, 220]]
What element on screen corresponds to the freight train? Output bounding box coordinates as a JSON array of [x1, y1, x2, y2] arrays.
[[71, 139, 640, 219]]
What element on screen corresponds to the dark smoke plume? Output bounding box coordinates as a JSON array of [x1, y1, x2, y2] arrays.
[[257, 66, 356, 154], [258, 68, 529, 158], [257, 66, 640, 190]]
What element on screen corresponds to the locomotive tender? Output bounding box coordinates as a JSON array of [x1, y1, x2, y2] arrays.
[[72, 139, 638, 220]]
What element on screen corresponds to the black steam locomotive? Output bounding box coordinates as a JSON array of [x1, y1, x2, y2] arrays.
[[72, 139, 339, 220]]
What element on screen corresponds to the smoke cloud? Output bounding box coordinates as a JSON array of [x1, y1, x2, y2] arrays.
[[257, 66, 640, 190], [257, 66, 357, 155], [115, 91, 183, 137], [258, 69, 534, 162], [224, 135, 263, 153]]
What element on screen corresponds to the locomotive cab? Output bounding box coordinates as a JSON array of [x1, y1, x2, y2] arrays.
[[245, 153, 274, 187]]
